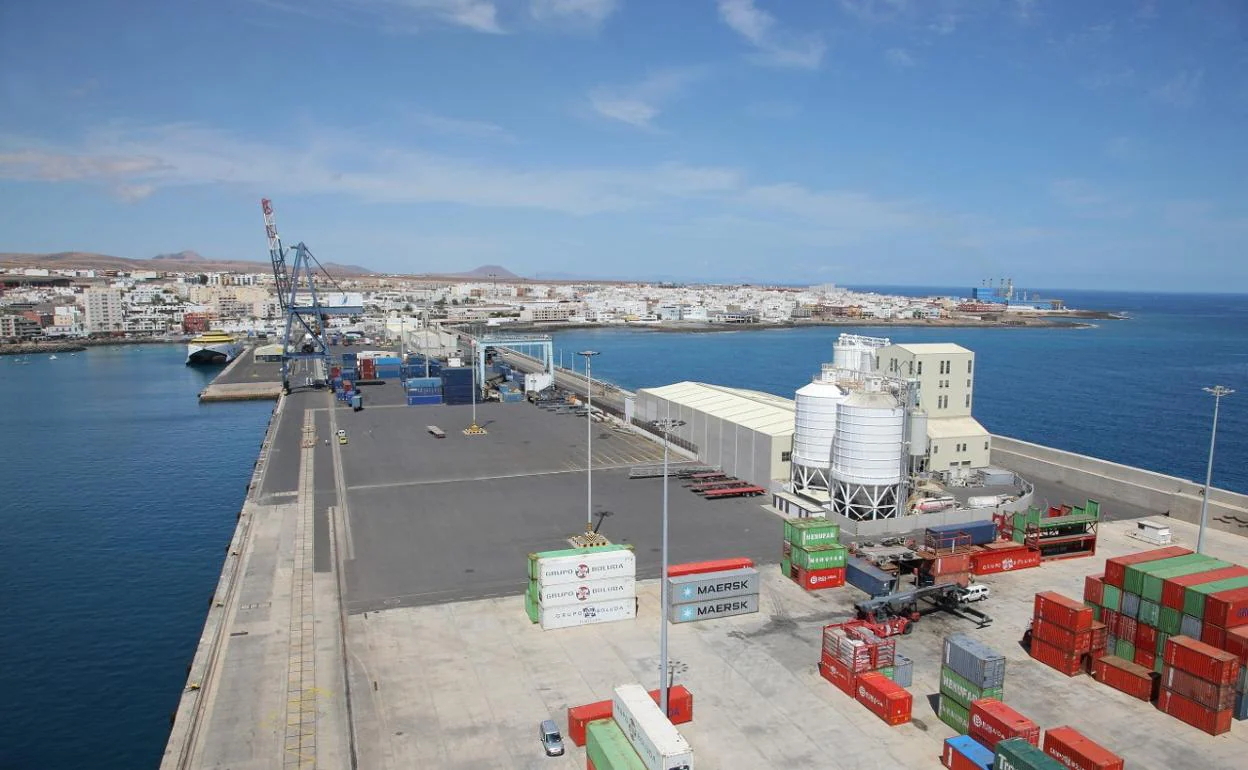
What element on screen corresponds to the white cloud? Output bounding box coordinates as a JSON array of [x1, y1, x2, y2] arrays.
[[113, 184, 156, 203], [716, 0, 825, 70], [1150, 69, 1203, 108], [403, 110, 516, 141], [253, 0, 504, 34], [885, 47, 915, 68], [529, 0, 619, 30], [588, 67, 706, 130]]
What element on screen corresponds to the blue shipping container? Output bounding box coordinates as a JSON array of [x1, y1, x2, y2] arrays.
[[406, 394, 443, 406], [925, 520, 998, 547], [846, 557, 896, 597], [1234, 690, 1247, 721], [944, 736, 993, 770]]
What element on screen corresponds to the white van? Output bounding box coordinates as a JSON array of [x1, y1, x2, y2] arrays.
[[958, 584, 990, 603]]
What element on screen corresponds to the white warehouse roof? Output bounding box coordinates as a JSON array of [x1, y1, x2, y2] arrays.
[[925, 416, 991, 439], [883, 343, 972, 355], [640, 381, 795, 436]]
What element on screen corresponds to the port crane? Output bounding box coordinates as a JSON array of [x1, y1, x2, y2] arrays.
[[261, 199, 361, 393]]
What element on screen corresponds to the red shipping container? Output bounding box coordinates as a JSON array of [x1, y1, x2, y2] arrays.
[[1101, 609, 1119, 638], [588, 758, 596, 770], [1222, 626, 1248, 664], [667, 557, 754, 577], [1117, 616, 1137, 645], [1090, 620, 1108, 652], [1156, 688, 1232, 736], [566, 685, 693, 746], [1160, 565, 1248, 611], [969, 699, 1040, 749], [1163, 636, 1241, 686], [1134, 624, 1156, 652], [854, 671, 912, 726], [930, 571, 972, 588], [1043, 726, 1125, 770], [1092, 656, 1154, 701], [925, 552, 972, 576], [1162, 666, 1236, 711], [1133, 646, 1156, 670], [1035, 592, 1094, 632], [1033, 618, 1094, 655], [818, 655, 857, 697], [1083, 574, 1105, 606], [1104, 547, 1192, 589], [795, 566, 846, 590], [943, 736, 992, 770], [1030, 636, 1083, 676], [1204, 585, 1248, 629], [971, 547, 1041, 575], [1201, 623, 1226, 649]]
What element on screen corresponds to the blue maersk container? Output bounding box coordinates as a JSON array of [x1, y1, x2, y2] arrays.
[[846, 557, 897, 597], [943, 736, 993, 770], [926, 520, 998, 548]]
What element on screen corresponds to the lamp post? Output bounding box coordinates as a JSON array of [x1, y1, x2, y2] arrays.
[[579, 350, 600, 531], [1196, 385, 1234, 554], [652, 413, 685, 718]]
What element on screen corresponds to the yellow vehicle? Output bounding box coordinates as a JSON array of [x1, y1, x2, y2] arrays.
[[336, 429, 348, 445]]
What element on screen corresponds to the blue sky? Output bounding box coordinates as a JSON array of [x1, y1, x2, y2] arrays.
[[0, 1, 1244, 290]]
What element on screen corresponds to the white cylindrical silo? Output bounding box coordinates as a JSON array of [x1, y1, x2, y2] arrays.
[[791, 381, 848, 491], [831, 392, 905, 486], [907, 409, 928, 456]]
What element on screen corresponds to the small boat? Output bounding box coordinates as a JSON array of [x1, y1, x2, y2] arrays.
[[49, 355, 58, 360]]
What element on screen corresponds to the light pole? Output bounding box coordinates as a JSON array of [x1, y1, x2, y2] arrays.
[[1196, 385, 1234, 553], [579, 350, 600, 531], [652, 413, 685, 718]]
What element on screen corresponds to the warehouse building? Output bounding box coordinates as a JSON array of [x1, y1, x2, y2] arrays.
[[632, 381, 794, 490]]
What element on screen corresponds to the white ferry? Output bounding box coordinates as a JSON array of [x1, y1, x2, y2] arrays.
[[186, 331, 242, 366]]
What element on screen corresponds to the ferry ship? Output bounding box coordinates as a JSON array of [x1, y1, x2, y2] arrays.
[[186, 331, 242, 366]]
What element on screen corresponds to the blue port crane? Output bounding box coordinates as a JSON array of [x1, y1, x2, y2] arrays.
[[261, 198, 361, 393]]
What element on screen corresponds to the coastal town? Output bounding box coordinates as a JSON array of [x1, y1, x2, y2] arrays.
[[0, 255, 1095, 350]]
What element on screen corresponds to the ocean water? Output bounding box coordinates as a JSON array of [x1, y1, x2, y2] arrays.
[[0, 344, 274, 769], [551, 290, 1247, 495]]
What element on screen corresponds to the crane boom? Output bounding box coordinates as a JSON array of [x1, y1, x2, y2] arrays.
[[261, 198, 292, 311]]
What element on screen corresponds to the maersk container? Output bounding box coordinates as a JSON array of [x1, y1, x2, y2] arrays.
[[534, 576, 637, 608], [669, 593, 759, 624], [943, 634, 1006, 690], [666, 568, 759, 606], [612, 684, 694, 770], [846, 557, 896, 597], [926, 520, 998, 548], [586, 718, 646, 770], [540, 598, 635, 630], [993, 737, 1065, 770]]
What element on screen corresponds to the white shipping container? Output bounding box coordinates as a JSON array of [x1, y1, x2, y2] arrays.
[[537, 576, 636, 608], [612, 683, 694, 770], [536, 550, 636, 586], [539, 598, 636, 630]]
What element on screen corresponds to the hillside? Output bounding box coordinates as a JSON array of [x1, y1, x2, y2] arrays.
[[0, 251, 372, 276]]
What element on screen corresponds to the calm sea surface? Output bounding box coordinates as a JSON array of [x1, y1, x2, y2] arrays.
[[0, 289, 1245, 768]]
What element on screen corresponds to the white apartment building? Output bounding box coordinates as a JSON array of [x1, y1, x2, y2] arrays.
[[84, 288, 124, 333]]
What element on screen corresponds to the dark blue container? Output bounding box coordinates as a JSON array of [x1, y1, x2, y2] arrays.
[[846, 557, 897, 597], [925, 520, 998, 548], [406, 393, 443, 406], [1234, 690, 1247, 721]]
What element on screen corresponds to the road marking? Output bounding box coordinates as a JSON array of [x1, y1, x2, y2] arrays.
[[284, 410, 318, 768], [343, 462, 648, 492]]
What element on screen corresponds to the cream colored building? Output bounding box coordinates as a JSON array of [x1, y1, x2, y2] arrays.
[[84, 288, 123, 333], [876, 342, 991, 471]]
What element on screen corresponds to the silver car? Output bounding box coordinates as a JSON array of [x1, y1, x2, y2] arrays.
[[539, 719, 565, 757]]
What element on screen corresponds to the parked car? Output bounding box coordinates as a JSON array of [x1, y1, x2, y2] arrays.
[[539, 719, 565, 757], [958, 584, 990, 603]]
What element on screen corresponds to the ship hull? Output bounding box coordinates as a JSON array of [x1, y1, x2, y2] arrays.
[[186, 341, 241, 366]]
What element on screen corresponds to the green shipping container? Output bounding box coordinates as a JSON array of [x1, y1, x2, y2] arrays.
[[586, 719, 646, 770], [879, 666, 895, 680], [1141, 559, 1230, 603], [1088, 603, 1102, 622], [1158, 606, 1182, 636], [780, 557, 791, 577], [1155, 631, 1169, 656], [524, 589, 539, 624], [1138, 599, 1160, 628], [1101, 584, 1122, 612], [1011, 526, 1026, 544], [994, 737, 1066, 769], [790, 543, 848, 570], [1115, 639, 1135, 661], [939, 665, 1004, 709], [938, 694, 971, 734], [783, 517, 841, 548], [526, 544, 631, 579], [1185, 575, 1248, 620], [1123, 554, 1210, 596]]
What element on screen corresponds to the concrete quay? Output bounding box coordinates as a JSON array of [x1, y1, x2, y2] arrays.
[[198, 349, 285, 402]]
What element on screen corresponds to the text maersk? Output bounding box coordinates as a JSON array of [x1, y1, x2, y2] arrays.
[[667, 567, 759, 605]]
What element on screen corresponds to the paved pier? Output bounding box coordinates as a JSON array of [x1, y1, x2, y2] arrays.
[[199, 349, 285, 402]]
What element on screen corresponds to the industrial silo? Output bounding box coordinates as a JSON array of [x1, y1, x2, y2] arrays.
[[830, 391, 906, 521], [831, 333, 890, 375], [791, 380, 849, 495]]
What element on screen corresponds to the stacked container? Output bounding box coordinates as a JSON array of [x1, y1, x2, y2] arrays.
[[819, 621, 912, 725], [526, 545, 636, 630], [440, 366, 475, 405], [993, 738, 1064, 770], [781, 517, 847, 590], [925, 520, 999, 549], [567, 686, 692, 746], [1030, 591, 1105, 676], [585, 719, 645, 770], [1157, 635, 1240, 735], [919, 547, 973, 589], [939, 634, 1006, 734], [1042, 726, 1125, 770], [666, 567, 760, 624], [374, 355, 402, 380], [854, 671, 912, 726], [967, 699, 1039, 751], [1087, 546, 1199, 674], [610, 684, 694, 770], [404, 376, 442, 406]]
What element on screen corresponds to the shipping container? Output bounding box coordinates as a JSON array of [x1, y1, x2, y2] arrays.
[[1184, 575, 1248, 619], [795, 566, 846, 590], [1137, 598, 1160, 628], [1084, 574, 1105, 606], [667, 558, 754, 578], [1041, 726, 1124, 770], [783, 517, 841, 548], [1100, 583, 1121, 612], [405, 393, 443, 406], [1091, 655, 1154, 701], [668, 594, 758, 624], [943, 735, 994, 770], [1179, 613, 1202, 639], [846, 556, 898, 597], [1034, 592, 1094, 632], [524, 590, 539, 623], [1156, 688, 1232, 736], [1032, 618, 1095, 655], [968, 698, 1039, 751], [1224, 626, 1248, 665], [666, 568, 759, 606], [926, 520, 999, 548], [1158, 606, 1182, 636], [1114, 638, 1135, 662], [1163, 635, 1241, 685], [540, 598, 636, 630], [944, 634, 1007, 689], [818, 654, 857, 697], [924, 552, 973, 576], [1161, 565, 1248, 610], [1234, 690, 1248, 721], [1117, 616, 1138, 647], [533, 549, 636, 586], [611, 684, 694, 770], [972, 547, 1041, 576], [789, 543, 848, 571], [1201, 623, 1226, 649], [568, 686, 694, 746], [1120, 592, 1140, 620], [854, 672, 911, 725], [939, 693, 970, 732], [1141, 558, 1229, 604], [940, 665, 1004, 708], [1103, 546, 1192, 589], [994, 738, 1065, 770], [1029, 637, 1082, 677], [1205, 585, 1248, 629], [533, 576, 636, 608], [586, 719, 646, 770], [1162, 665, 1236, 711]]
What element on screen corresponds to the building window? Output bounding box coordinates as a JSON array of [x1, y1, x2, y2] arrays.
[[965, 394, 971, 408], [917, 361, 922, 375], [984, 441, 989, 450], [908, 361, 914, 376], [781, 451, 791, 462], [933, 445, 938, 453], [968, 360, 973, 374]]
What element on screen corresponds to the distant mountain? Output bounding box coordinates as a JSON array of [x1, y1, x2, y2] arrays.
[[454, 264, 518, 279], [0, 251, 373, 276]]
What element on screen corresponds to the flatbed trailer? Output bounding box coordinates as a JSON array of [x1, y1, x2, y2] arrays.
[[689, 479, 750, 492], [702, 485, 765, 499]]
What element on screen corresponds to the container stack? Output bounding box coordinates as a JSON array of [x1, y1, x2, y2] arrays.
[[967, 699, 1039, 752], [1157, 635, 1240, 735], [994, 737, 1064, 769], [781, 517, 847, 591], [918, 546, 973, 589], [819, 620, 911, 724], [666, 564, 760, 624], [525, 545, 636, 630], [440, 366, 475, 405], [599, 684, 693, 770], [373, 355, 402, 380], [567, 686, 692, 747], [1042, 726, 1125, 770], [404, 376, 442, 406], [1029, 591, 1105, 677], [938, 634, 1006, 734]]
